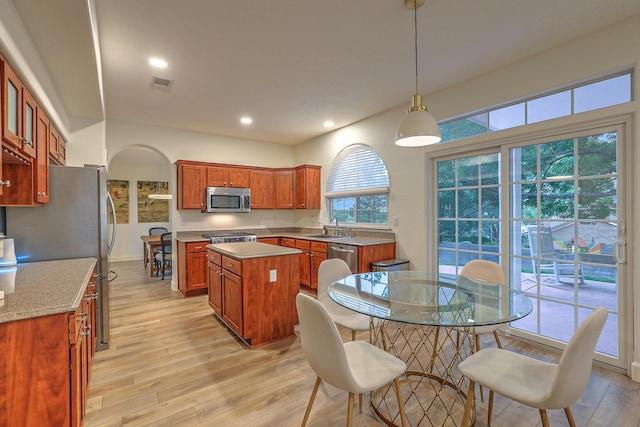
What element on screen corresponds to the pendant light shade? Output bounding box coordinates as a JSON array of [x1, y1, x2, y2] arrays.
[[395, 95, 441, 146], [395, 0, 441, 147]]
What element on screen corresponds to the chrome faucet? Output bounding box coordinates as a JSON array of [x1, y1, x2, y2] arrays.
[[332, 215, 341, 236]]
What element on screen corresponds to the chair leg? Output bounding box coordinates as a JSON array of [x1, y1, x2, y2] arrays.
[[474, 334, 485, 403], [429, 326, 440, 373], [358, 392, 363, 412], [301, 377, 321, 427], [347, 392, 354, 427], [380, 322, 388, 352], [540, 409, 550, 427], [487, 390, 494, 426], [393, 377, 407, 427], [351, 330, 356, 341], [493, 330, 503, 349], [564, 407, 577, 427], [461, 380, 475, 427]]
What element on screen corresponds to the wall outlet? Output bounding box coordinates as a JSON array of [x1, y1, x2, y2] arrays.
[[269, 270, 277, 282], [393, 216, 399, 226]]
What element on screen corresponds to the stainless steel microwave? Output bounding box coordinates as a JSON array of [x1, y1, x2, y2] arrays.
[[205, 186, 251, 213]]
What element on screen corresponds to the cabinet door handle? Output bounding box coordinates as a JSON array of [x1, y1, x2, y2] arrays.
[[0, 180, 10, 187], [225, 263, 233, 267], [76, 314, 88, 322]]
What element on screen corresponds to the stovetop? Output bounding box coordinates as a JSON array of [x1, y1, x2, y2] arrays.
[[202, 232, 256, 238], [202, 232, 258, 243]]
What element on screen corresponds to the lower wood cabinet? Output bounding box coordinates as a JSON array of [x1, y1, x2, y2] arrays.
[[177, 240, 209, 296], [207, 248, 299, 347], [295, 239, 327, 289], [257, 237, 279, 245], [0, 276, 96, 426]]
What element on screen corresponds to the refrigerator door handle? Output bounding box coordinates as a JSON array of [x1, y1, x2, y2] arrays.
[[107, 192, 117, 255]]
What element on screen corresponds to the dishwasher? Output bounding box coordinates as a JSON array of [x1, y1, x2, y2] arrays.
[[327, 242, 359, 273]]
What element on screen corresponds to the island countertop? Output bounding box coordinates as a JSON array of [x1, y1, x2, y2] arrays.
[[0, 258, 97, 324], [207, 241, 302, 259]]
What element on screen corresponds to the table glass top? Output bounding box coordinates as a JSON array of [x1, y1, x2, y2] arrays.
[[328, 271, 533, 327]]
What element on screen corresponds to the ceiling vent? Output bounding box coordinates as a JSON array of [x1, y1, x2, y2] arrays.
[[150, 76, 173, 93]]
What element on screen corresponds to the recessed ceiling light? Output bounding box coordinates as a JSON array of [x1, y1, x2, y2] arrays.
[[323, 120, 335, 128], [149, 58, 168, 68], [240, 117, 253, 125]]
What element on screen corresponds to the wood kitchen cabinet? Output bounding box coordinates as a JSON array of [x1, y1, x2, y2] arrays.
[[257, 237, 279, 245], [207, 165, 250, 188], [207, 245, 300, 347], [48, 125, 66, 165], [2, 60, 36, 158], [0, 264, 96, 427], [34, 108, 50, 203], [274, 169, 294, 209], [358, 241, 397, 273], [177, 240, 209, 296], [0, 106, 51, 206], [295, 165, 321, 209], [249, 169, 274, 209], [177, 161, 207, 210], [176, 160, 320, 211], [295, 239, 327, 289], [207, 250, 223, 315]]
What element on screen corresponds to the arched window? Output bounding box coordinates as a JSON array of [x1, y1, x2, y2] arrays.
[[325, 144, 389, 224]]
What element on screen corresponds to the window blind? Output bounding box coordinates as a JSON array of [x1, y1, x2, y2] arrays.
[[325, 144, 389, 195]]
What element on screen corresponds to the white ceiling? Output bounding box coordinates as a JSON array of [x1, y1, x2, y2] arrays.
[[12, 0, 640, 145]]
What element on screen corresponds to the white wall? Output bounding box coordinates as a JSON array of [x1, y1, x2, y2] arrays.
[[108, 146, 171, 261], [68, 118, 107, 167]]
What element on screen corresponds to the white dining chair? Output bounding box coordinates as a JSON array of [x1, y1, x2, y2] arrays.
[[458, 306, 608, 427], [459, 259, 507, 350], [317, 258, 370, 341], [296, 292, 408, 427]]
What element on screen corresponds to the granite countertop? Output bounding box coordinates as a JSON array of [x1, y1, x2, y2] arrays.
[[178, 229, 395, 246], [0, 258, 97, 324], [207, 241, 302, 259]]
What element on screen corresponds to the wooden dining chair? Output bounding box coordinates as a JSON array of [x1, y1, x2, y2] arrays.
[[154, 232, 172, 279]]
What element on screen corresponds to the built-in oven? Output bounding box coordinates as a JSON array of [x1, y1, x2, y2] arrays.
[[328, 242, 359, 273], [202, 232, 257, 244]]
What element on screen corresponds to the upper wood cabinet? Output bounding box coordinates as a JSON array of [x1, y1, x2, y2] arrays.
[[274, 169, 294, 209], [177, 161, 207, 209], [249, 169, 274, 209], [49, 126, 66, 166], [295, 165, 321, 209], [35, 108, 50, 204], [207, 166, 249, 188], [2, 61, 36, 159], [176, 160, 321, 211]]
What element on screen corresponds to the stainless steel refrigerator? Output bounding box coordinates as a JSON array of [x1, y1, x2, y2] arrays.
[[6, 165, 117, 351]]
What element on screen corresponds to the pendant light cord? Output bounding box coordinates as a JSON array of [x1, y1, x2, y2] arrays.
[[414, 0, 419, 94]]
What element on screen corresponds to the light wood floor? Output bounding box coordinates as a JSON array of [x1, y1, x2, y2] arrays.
[[85, 261, 640, 427]]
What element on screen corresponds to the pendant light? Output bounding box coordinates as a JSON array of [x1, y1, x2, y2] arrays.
[[395, 0, 441, 147]]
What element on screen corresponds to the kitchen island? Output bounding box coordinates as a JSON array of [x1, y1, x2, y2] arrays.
[[0, 258, 97, 427], [206, 242, 301, 348]]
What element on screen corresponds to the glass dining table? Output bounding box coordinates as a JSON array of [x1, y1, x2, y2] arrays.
[[328, 270, 533, 427]]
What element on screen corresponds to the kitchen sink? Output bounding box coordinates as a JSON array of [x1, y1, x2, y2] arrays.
[[305, 234, 335, 239]]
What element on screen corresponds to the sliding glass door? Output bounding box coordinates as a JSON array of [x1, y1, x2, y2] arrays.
[[435, 124, 627, 368]]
